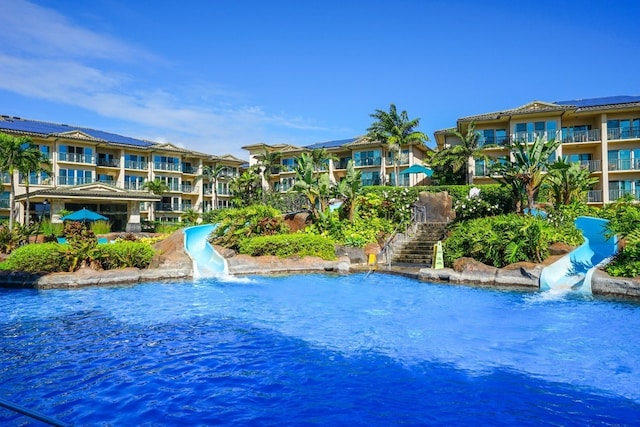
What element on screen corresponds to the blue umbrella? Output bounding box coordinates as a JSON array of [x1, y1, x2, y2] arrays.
[[60, 208, 108, 222], [400, 164, 433, 177]]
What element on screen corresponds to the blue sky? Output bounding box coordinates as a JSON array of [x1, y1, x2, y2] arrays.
[[1, 0, 639, 159]]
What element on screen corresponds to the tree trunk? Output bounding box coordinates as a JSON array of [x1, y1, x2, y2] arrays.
[[467, 155, 475, 185], [8, 176, 15, 230]]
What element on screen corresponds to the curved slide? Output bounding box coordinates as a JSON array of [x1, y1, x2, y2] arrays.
[[183, 224, 227, 278], [540, 216, 618, 294]]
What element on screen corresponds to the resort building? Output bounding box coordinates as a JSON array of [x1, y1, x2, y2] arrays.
[[434, 95, 640, 205], [242, 136, 433, 191], [0, 115, 244, 231]]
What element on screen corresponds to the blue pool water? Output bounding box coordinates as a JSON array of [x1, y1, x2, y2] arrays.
[[2, 273, 640, 426]]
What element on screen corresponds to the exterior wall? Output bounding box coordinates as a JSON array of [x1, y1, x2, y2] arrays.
[[441, 103, 640, 206]]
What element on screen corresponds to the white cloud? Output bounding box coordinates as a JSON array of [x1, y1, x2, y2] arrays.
[[0, 0, 333, 159]]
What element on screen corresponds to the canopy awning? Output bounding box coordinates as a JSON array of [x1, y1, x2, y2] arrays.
[[400, 164, 433, 176]]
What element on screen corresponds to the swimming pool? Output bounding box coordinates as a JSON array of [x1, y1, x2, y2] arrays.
[[1, 273, 640, 426]]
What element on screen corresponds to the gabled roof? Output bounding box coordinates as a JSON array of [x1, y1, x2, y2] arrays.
[[211, 153, 245, 164], [459, 95, 640, 122], [15, 182, 161, 202], [0, 115, 155, 148]]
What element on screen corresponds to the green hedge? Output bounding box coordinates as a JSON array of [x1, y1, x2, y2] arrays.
[[93, 241, 155, 270], [0, 242, 69, 273], [238, 234, 336, 260], [0, 241, 155, 273]]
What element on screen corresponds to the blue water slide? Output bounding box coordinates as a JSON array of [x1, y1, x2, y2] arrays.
[[539, 216, 618, 294], [183, 224, 227, 278]]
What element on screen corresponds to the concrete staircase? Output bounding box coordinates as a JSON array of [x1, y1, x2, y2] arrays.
[[390, 222, 448, 266]]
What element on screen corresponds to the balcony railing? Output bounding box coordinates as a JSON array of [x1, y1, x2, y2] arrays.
[[166, 184, 181, 192], [124, 160, 148, 170], [154, 162, 181, 172], [607, 126, 640, 141], [181, 184, 199, 193], [334, 159, 351, 169], [182, 165, 198, 174], [387, 155, 410, 166], [27, 175, 52, 185], [97, 158, 120, 168], [97, 177, 115, 185], [587, 190, 603, 203], [155, 202, 183, 212], [608, 189, 640, 201], [361, 178, 381, 186], [561, 129, 601, 143], [58, 152, 95, 164], [58, 176, 94, 186], [478, 135, 509, 147], [0, 199, 9, 209], [608, 159, 640, 171], [355, 158, 382, 167], [573, 159, 601, 172], [124, 181, 146, 191]]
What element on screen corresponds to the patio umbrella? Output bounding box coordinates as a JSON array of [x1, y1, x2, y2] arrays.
[[60, 208, 108, 222], [400, 164, 434, 177]]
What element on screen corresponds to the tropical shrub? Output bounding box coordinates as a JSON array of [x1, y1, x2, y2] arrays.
[[443, 213, 581, 268], [605, 229, 640, 277], [90, 220, 111, 235], [238, 233, 336, 260], [93, 241, 155, 270], [208, 205, 288, 250], [0, 242, 69, 272]]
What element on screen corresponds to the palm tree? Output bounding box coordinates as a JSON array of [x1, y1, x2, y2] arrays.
[[0, 133, 48, 230], [491, 136, 561, 212], [367, 104, 428, 186], [449, 121, 488, 185], [291, 153, 331, 220], [309, 147, 337, 179], [198, 164, 226, 211], [545, 158, 599, 207], [142, 178, 169, 221], [18, 147, 51, 224], [229, 167, 262, 208], [255, 149, 281, 190], [335, 160, 362, 221]]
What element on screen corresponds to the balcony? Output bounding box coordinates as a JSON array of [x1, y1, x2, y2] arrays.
[[28, 175, 52, 186], [608, 159, 640, 172], [478, 135, 509, 147], [181, 184, 198, 193], [154, 162, 181, 172], [561, 129, 601, 144], [334, 159, 352, 170], [124, 160, 148, 170], [573, 159, 601, 172], [166, 184, 181, 192], [587, 190, 603, 203], [124, 181, 146, 191], [361, 178, 381, 186], [608, 189, 639, 201], [607, 126, 640, 141], [97, 177, 115, 186], [1, 173, 9, 184], [155, 202, 183, 212], [58, 152, 95, 164], [182, 165, 198, 174], [355, 158, 382, 167], [387, 155, 409, 166], [97, 158, 120, 168], [58, 176, 94, 186], [0, 199, 9, 208]]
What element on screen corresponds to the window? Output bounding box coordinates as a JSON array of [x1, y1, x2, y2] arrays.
[[354, 150, 381, 167], [360, 171, 380, 186], [97, 174, 114, 184], [608, 150, 632, 171], [157, 175, 180, 191], [282, 158, 296, 172], [389, 172, 410, 186], [124, 175, 145, 190], [58, 169, 92, 185], [154, 155, 180, 171], [59, 145, 93, 163], [514, 121, 557, 142], [125, 154, 147, 169], [98, 153, 118, 167], [217, 181, 230, 195], [387, 149, 409, 165]]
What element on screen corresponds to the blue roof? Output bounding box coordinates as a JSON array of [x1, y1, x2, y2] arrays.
[[304, 137, 358, 150], [554, 96, 640, 108], [0, 115, 155, 148]]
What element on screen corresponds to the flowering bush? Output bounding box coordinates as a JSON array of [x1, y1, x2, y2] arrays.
[[454, 190, 500, 221]]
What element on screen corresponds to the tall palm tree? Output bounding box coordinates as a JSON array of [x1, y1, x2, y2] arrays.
[[198, 164, 226, 211], [0, 133, 48, 230], [255, 149, 281, 190], [142, 178, 169, 221], [449, 121, 487, 185], [18, 147, 51, 224], [335, 160, 362, 221], [367, 104, 428, 186]]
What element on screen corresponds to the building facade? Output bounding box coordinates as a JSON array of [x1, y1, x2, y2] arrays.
[[0, 115, 244, 231], [242, 136, 433, 191], [434, 96, 640, 205]]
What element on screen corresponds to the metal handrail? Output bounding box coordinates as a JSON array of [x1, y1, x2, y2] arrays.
[[380, 208, 418, 270], [0, 397, 70, 427]]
